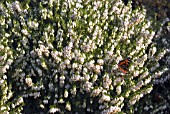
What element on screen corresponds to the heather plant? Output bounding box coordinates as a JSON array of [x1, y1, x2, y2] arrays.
[[0, 0, 169, 113]]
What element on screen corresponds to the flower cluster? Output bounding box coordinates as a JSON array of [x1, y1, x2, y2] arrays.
[[132, 18, 170, 114], [0, 0, 169, 113]]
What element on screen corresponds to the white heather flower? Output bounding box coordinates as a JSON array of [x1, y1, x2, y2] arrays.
[[111, 6, 121, 14], [136, 37, 143, 45], [114, 77, 123, 86], [83, 81, 93, 92], [149, 47, 157, 57], [131, 81, 144, 92], [12, 103, 16, 109], [97, 59, 104, 65], [84, 74, 90, 81], [106, 50, 113, 57], [0, 67, 7, 74], [25, 77, 33, 87], [119, 96, 124, 102], [29, 93, 33, 97], [64, 90, 69, 98], [12, 1, 21, 12], [70, 74, 81, 82], [3, 75, 7, 80], [65, 102, 71, 111], [54, 74, 58, 82], [136, 54, 147, 67], [111, 64, 118, 71], [48, 83, 54, 91], [60, 62, 66, 70], [0, 17, 5, 25], [84, 14, 88, 19], [5, 33, 10, 37], [53, 99, 57, 104], [60, 75, 65, 81], [101, 106, 121, 114], [136, 46, 141, 51], [58, 98, 65, 104], [89, 21, 93, 27], [103, 75, 112, 89], [43, 99, 48, 104], [144, 77, 151, 85], [144, 106, 149, 111], [102, 89, 108, 94], [90, 87, 102, 97], [116, 85, 121, 95], [6, 59, 13, 65], [30, 50, 36, 58], [143, 87, 153, 95], [59, 81, 65, 88], [82, 101, 86, 108], [33, 92, 41, 98], [130, 50, 136, 56], [16, 97, 24, 105], [87, 108, 90, 112], [55, 94, 58, 98], [102, 9, 108, 20], [0, 56, 4, 61], [83, 67, 88, 74], [93, 1, 101, 11], [49, 107, 60, 113], [0, 106, 7, 111], [21, 29, 29, 36], [99, 94, 111, 103], [37, 69, 42, 76], [83, 44, 91, 52], [41, 8, 47, 19], [129, 98, 137, 105], [28, 20, 39, 29], [152, 68, 168, 79], [99, 105, 106, 110], [129, 94, 143, 106], [116, 56, 123, 64], [0, 79, 4, 85], [116, 50, 121, 56], [40, 104, 45, 109], [133, 70, 140, 77], [72, 62, 78, 69], [70, 86, 77, 95], [111, 97, 120, 104], [7, 91, 13, 99], [68, 42, 73, 48], [139, 70, 149, 80], [155, 50, 166, 61], [79, 57, 84, 64], [93, 65, 101, 73], [92, 74, 98, 82], [150, 63, 160, 72], [76, 3, 83, 9]]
